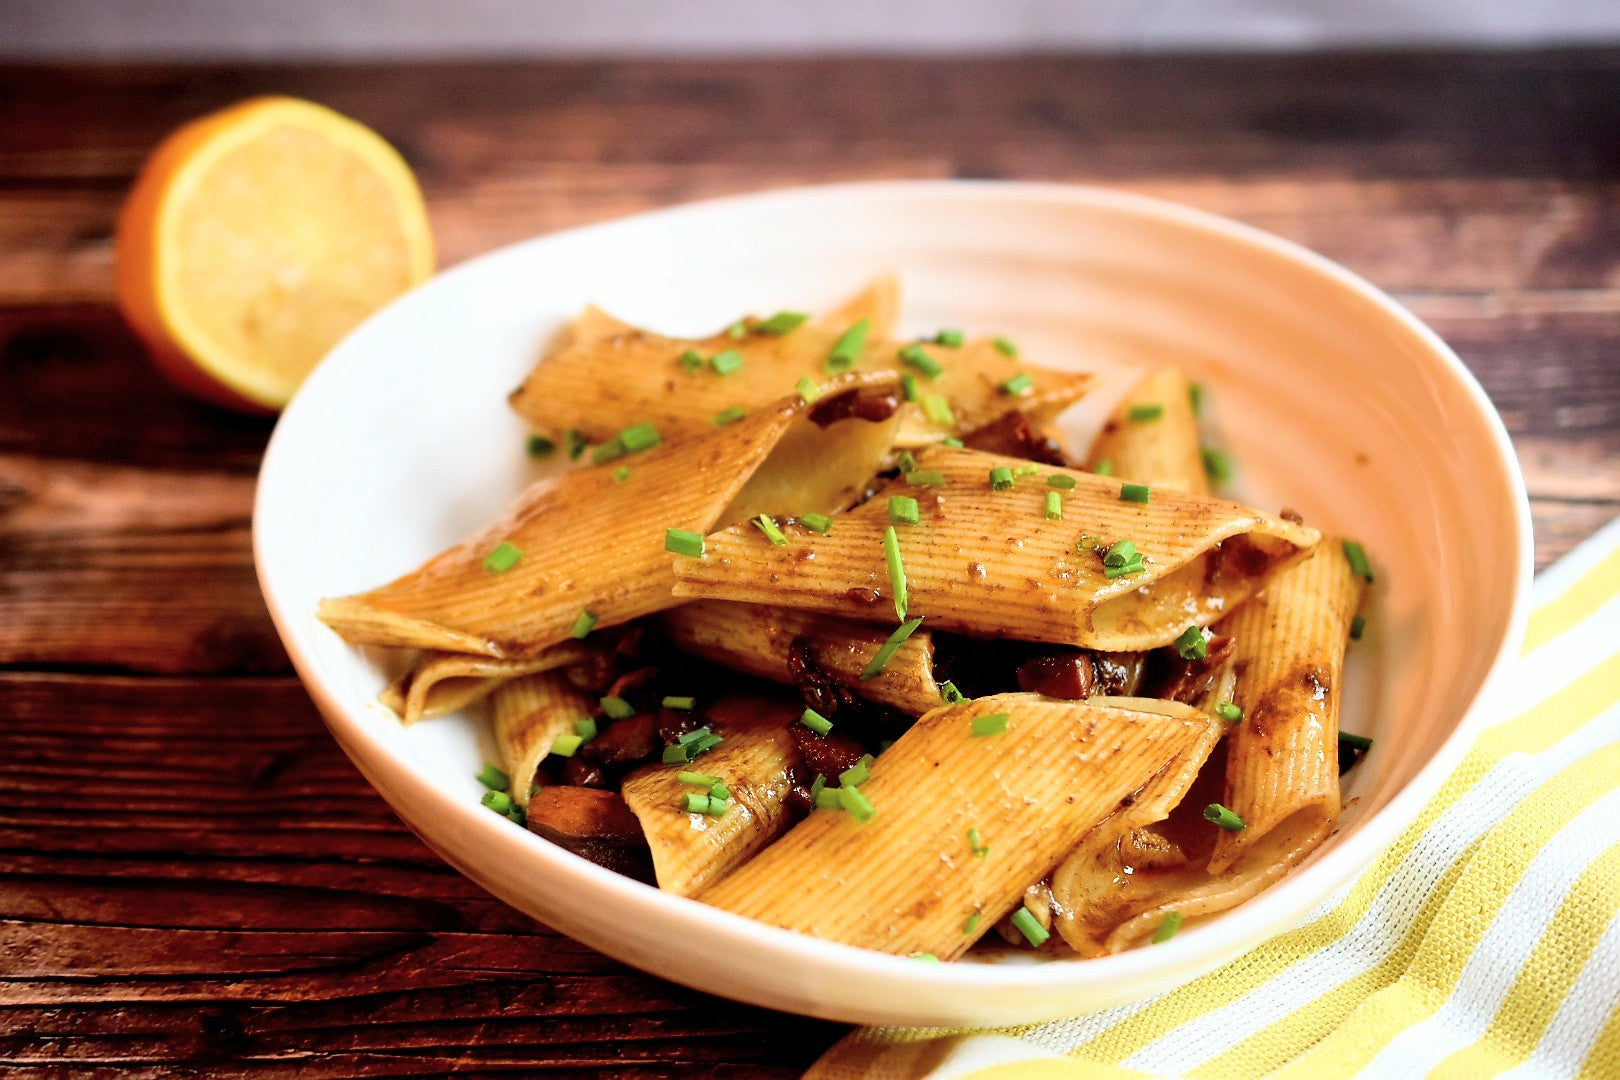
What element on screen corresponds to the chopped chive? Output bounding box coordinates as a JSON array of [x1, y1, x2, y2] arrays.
[[839, 759, 871, 789], [800, 707, 833, 735], [964, 911, 982, 935], [906, 469, 946, 487], [967, 827, 989, 858], [661, 744, 688, 765], [679, 348, 705, 372], [483, 541, 523, 574], [1350, 615, 1367, 640], [1093, 459, 1114, 477], [1104, 556, 1147, 579], [691, 733, 724, 755], [712, 405, 748, 425], [573, 716, 597, 741], [1077, 535, 1100, 552], [899, 343, 944, 378], [527, 434, 556, 456], [663, 695, 697, 711], [1204, 803, 1245, 831], [681, 792, 712, 814], [1217, 701, 1244, 722], [481, 789, 513, 814], [600, 696, 634, 720], [590, 439, 625, 464], [909, 953, 940, 963], [993, 336, 1019, 358], [1045, 491, 1063, 520], [550, 733, 583, 757], [897, 451, 918, 473], [1128, 403, 1165, 423], [839, 785, 877, 823], [1103, 540, 1139, 567], [888, 495, 920, 526], [922, 395, 956, 427], [970, 712, 1010, 738], [754, 515, 788, 546], [814, 786, 844, 811], [940, 680, 966, 705], [1189, 382, 1205, 416], [1047, 474, 1076, 490], [900, 372, 919, 402], [989, 466, 1015, 491], [795, 375, 822, 404], [860, 616, 925, 680], [709, 349, 743, 375], [808, 774, 826, 802], [1201, 446, 1234, 486], [826, 318, 870, 372], [665, 528, 705, 559], [1340, 732, 1374, 752], [613, 466, 631, 483], [570, 609, 598, 638], [1013, 464, 1041, 477], [1152, 911, 1184, 943], [1011, 906, 1049, 947], [726, 319, 748, 339], [1001, 372, 1035, 397], [678, 726, 713, 746], [934, 328, 964, 347], [477, 764, 509, 791], [1120, 482, 1151, 504], [941, 436, 964, 449], [757, 310, 809, 335], [1175, 625, 1209, 660], [883, 525, 908, 620], [708, 782, 730, 801], [565, 429, 588, 461], [800, 512, 832, 534], [1344, 539, 1375, 583], [619, 422, 661, 452]]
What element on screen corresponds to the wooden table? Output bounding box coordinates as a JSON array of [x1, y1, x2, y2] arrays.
[[2, 51, 1616, 1076]]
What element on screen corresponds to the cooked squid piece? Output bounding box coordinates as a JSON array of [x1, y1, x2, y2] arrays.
[[1086, 366, 1208, 494], [1210, 539, 1366, 875], [698, 694, 1220, 960], [508, 279, 904, 443], [378, 644, 589, 725], [661, 601, 942, 716], [620, 696, 800, 896], [674, 445, 1318, 651], [317, 379, 879, 658], [490, 671, 598, 809]]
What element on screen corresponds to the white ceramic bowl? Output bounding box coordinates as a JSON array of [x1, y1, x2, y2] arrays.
[[254, 181, 1531, 1027]]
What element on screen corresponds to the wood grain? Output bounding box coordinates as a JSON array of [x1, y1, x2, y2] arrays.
[[0, 50, 1616, 1076]]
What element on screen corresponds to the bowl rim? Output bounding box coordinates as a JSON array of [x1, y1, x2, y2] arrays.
[[253, 178, 1533, 1007]]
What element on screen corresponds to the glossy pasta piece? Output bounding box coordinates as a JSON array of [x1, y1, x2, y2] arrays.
[[661, 600, 942, 716], [317, 388, 825, 657], [491, 671, 596, 809], [509, 280, 899, 443], [1209, 539, 1365, 875], [1086, 366, 1208, 494], [378, 644, 589, 725], [889, 339, 1093, 448], [673, 445, 1318, 651], [620, 696, 800, 896], [698, 694, 1220, 959]]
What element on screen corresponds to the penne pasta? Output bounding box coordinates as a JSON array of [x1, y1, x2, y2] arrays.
[[1086, 366, 1208, 494], [1209, 539, 1365, 875], [317, 385, 847, 658], [491, 671, 597, 808], [699, 694, 1220, 959], [889, 339, 1093, 448], [661, 600, 943, 716], [379, 644, 590, 725], [620, 695, 800, 896], [673, 445, 1318, 651], [568, 304, 637, 348]]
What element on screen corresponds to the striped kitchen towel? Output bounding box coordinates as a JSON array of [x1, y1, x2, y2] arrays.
[[812, 516, 1620, 1080]]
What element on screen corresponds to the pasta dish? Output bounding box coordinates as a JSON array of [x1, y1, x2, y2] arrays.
[[318, 278, 1373, 959]]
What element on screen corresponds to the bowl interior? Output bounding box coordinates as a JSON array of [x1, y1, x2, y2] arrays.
[[255, 181, 1528, 1026]]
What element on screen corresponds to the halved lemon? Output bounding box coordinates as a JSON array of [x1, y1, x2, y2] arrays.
[[116, 96, 434, 412]]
